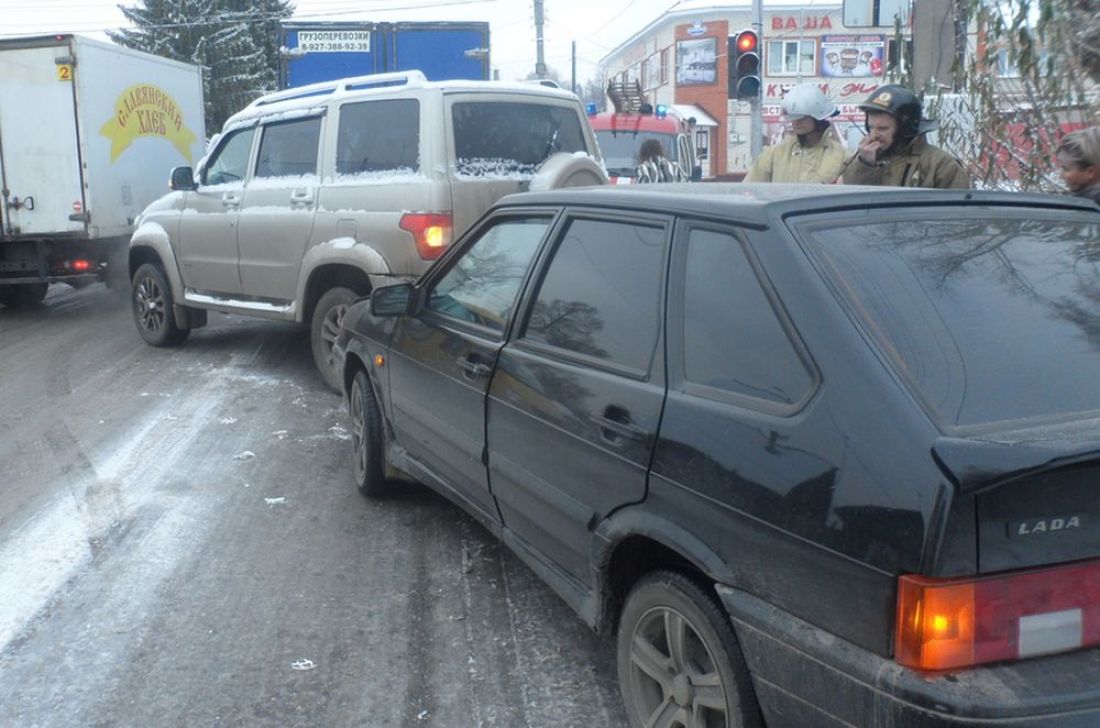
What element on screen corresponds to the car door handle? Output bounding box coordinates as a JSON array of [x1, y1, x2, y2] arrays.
[[457, 356, 492, 378], [290, 189, 314, 204], [221, 192, 240, 207], [589, 412, 650, 442]]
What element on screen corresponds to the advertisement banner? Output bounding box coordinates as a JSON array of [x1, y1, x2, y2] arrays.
[[820, 36, 885, 78], [676, 37, 717, 86]]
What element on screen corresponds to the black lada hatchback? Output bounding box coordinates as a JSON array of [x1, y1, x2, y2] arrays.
[[337, 184, 1100, 726]]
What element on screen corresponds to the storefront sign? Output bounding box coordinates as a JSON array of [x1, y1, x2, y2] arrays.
[[821, 36, 885, 78], [770, 15, 833, 31], [765, 81, 880, 101], [676, 37, 717, 86], [763, 102, 869, 123]]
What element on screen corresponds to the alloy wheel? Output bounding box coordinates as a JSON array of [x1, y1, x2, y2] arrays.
[[135, 274, 167, 335], [628, 605, 729, 728]]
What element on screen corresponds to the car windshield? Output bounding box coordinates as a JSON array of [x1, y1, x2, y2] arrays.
[[802, 209, 1100, 429], [451, 100, 588, 178], [595, 131, 679, 177]]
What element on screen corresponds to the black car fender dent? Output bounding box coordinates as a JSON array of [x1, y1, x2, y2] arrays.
[[589, 505, 732, 633]]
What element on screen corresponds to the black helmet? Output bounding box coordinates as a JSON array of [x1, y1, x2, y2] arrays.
[[859, 84, 938, 140]]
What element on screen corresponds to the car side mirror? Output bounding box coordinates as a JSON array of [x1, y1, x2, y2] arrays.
[[370, 282, 414, 317], [169, 166, 197, 191]]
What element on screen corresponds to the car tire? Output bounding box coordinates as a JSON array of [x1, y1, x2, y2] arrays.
[[349, 369, 387, 497], [132, 263, 189, 347], [617, 571, 762, 728], [311, 286, 358, 392], [0, 283, 48, 308]]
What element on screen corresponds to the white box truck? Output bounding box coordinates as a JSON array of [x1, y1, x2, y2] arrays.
[[0, 34, 204, 306]]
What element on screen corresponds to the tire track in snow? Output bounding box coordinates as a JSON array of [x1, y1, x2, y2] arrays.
[[0, 381, 227, 652]]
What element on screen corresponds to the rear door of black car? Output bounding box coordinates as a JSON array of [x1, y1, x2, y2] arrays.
[[487, 211, 670, 582], [386, 212, 557, 519]]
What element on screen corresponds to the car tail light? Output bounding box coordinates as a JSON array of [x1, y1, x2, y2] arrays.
[[399, 213, 452, 260], [72, 259, 91, 272], [896, 558, 1100, 670]]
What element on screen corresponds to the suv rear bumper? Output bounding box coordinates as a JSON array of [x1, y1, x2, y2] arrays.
[[718, 584, 1100, 726]]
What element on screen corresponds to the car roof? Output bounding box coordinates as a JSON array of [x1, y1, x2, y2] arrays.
[[225, 72, 580, 126], [498, 184, 1099, 224]]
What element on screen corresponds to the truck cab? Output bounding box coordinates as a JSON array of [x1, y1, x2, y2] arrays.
[[588, 80, 700, 184]]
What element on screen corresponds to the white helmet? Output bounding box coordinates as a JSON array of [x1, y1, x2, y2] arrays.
[[781, 83, 838, 121]]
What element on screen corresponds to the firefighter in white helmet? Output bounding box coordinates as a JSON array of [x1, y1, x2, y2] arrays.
[[745, 83, 846, 183]]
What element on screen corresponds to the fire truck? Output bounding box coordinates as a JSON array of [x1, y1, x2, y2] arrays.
[[588, 80, 700, 183]]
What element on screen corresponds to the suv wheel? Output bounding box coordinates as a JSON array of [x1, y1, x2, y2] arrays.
[[132, 263, 189, 347], [311, 286, 357, 391], [349, 369, 386, 497], [617, 571, 761, 728]]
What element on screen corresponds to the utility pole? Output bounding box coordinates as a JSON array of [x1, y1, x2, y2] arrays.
[[534, 0, 547, 79], [912, 0, 956, 89], [751, 0, 762, 157], [572, 40, 577, 95]]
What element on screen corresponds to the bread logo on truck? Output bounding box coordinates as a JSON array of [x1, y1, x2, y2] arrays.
[[99, 84, 198, 163]]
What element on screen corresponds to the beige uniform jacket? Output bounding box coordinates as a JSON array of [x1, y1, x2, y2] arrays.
[[841, 136, 969, 189], [744, 134, 847, 184]]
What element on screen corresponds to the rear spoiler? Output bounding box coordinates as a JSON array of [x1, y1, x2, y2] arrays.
[[933, 436, 1100, 495]]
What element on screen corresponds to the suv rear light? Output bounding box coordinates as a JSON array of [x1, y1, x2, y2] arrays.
[[896, 559, 1100, 671], [400, 213, 452, 260]]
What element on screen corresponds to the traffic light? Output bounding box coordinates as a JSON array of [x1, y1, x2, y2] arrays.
[[728, 29, 761, 101]]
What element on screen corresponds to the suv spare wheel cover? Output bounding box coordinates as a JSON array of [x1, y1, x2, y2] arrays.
[[528, 152, 609, 192]]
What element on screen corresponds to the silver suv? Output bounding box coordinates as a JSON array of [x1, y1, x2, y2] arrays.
[[128, 70, 606, 388]]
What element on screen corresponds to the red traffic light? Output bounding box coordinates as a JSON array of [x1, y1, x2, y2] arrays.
[[736, 30, 758, 53]]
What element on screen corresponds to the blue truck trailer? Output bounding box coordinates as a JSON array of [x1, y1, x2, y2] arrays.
[[278, 21, 490, 88]]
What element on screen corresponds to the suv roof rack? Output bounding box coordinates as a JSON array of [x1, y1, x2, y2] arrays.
[[251, 69, 428, 108]]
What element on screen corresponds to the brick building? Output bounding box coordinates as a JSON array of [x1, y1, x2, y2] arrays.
[[599, 2, 919, 177]]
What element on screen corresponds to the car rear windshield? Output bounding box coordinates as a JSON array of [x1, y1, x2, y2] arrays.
[[451, 100, 588, 178], [595, 131, 679, 178], [802, 209, 1100, 428]]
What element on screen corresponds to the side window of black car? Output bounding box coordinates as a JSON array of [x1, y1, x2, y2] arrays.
[[202, 127, 255, 185], [681, 227, 812, 406], [426, 217, 552, 332], [522, 218, 665, 373]]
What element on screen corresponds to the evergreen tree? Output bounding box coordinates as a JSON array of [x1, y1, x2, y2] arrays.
[[110, 0, 294, 135]]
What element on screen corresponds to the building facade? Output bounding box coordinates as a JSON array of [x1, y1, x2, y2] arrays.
[[599, 3, 918, 177]]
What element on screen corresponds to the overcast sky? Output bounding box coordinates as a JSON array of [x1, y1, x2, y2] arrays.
[[1, 0, 700, 84]]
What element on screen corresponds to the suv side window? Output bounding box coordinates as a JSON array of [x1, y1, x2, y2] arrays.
[[254, 117, 322, 178], [522, 218, 665, 373], [681, 227, 812, 406], [452, 102, 587, 176], [426, 217, 552, 332], [336, 99, 419, 176], [202, 127, 255, 185]]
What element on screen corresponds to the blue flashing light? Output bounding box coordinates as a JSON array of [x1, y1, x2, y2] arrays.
[[585, 102, 598, 116], [655, 104, 669, 119]]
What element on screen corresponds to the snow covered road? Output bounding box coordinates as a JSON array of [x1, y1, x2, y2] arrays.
[[0, 283, 624, 727]]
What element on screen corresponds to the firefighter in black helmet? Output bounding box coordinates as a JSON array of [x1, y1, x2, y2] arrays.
[[841, 85, 969, 189]]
